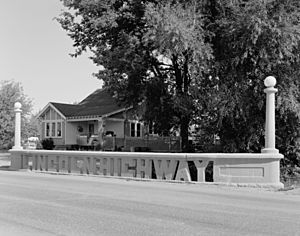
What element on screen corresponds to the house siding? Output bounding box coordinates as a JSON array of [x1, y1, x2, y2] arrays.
[[105, 120, 124, 138], [124, 121, 130, 137], [65, 122, 78, 145], [51, 138, 65, 146]]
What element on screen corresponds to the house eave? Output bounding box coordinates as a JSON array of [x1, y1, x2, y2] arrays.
[[102, 107, 133, 118], [66, 115, 102, 122], [66, 107, 132, 122], [37, 103, 67, 120]]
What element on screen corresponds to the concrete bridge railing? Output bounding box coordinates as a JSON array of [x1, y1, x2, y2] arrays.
[[9, 149, 283, 188], [9, 76, 284, 188]]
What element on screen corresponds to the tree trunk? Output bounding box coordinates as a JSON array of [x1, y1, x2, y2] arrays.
[[172, 53, 191, 152], [180, 115, 190, 152]]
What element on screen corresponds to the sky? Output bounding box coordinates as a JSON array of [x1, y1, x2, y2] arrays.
[[0, 0, 103, 113]]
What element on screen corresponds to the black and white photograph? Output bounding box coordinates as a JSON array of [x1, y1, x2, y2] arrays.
[[0, 0, 300, 235]]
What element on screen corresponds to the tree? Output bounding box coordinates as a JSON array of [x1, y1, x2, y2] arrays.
[[57, 0, 213, 151], [198, 0, 300, 169], [24, 114, 40, 140], [58, 0, 300, 171], [0, 80, 35, 149]]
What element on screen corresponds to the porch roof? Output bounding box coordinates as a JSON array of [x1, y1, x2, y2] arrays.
[[50, 89, 125, 119]]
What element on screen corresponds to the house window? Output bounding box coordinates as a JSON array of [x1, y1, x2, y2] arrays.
[[136, 123, 141, 137], [57, 122, 62, 137], [130, 123, 135, 137], [51, 122, 56, 137], [46, 123, 50, 137], [45, 121, 62, 138], [130, 122, 142, 137]]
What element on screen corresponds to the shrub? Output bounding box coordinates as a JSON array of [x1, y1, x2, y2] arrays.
[[41, 138, 55, 150]]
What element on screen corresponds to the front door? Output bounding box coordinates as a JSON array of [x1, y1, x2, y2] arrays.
[[88, 124, 94, 137]]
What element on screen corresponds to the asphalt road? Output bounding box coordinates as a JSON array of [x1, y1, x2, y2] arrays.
[[0, 171, 299, 236]]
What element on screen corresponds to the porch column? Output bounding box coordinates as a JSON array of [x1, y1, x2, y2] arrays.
[[98, 118, 105, 149], [12, 102, 23, 150], [262, 76, 279, 153]]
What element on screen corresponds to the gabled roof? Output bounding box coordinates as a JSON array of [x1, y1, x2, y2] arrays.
[[50, 103, 78, 117], [46, 89, 125, 119], [77, 88, 122, 117]]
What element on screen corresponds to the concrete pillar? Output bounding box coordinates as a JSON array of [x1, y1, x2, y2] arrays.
[[262, 76, 279, 153], [12, 102, 23, 150]]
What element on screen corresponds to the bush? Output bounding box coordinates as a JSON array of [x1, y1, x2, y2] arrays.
[[0, 142, 13, 150], [41, 138, 55, 150]]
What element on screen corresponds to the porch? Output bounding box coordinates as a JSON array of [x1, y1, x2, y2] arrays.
[[64, 118, 182, 152], [65, 135, 182, 152], [103, 136, 181, 152]]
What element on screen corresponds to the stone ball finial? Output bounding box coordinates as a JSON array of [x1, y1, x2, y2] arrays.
[[14, 102, 22, 110], [264, 76, 277, 87]]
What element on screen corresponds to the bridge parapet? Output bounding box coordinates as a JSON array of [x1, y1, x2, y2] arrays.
[[9, 149, 283, 188]]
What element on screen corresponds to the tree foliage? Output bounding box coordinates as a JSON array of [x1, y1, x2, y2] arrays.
[[0, 80, 37, 149], [199, 0, 300, 168], [58, 0, 300, 169], [58, 0, 213, 151]]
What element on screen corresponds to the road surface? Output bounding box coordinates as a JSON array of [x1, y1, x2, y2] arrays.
[[0, 171, 299, 236]]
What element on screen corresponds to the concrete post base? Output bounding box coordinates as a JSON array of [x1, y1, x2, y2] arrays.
[[261, 148, 279, 154]]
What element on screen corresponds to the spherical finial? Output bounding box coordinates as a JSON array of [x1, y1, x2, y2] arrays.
[[14, 102, 22, 110], [264, 76, 276, 87]]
